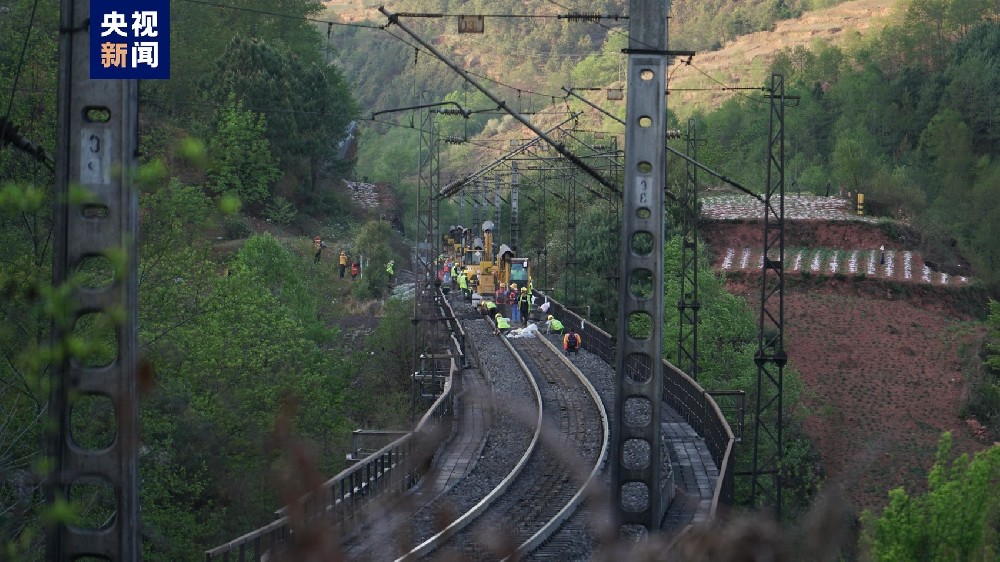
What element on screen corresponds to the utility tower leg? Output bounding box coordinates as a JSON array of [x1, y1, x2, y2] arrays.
[[749, 74, 788, 517], [612, 0, 671, 532], [49, 0, 140, 558], [677, 119, 700, 379]]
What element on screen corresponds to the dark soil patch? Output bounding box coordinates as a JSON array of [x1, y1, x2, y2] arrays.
[[702, 220, 898, 252], [708, 221, 992, 515]]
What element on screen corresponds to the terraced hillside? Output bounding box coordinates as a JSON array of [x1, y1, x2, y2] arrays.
[[701, 193, 990, 512]]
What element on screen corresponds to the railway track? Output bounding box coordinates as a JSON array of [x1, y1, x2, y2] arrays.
[[401, 323, 609, 561]]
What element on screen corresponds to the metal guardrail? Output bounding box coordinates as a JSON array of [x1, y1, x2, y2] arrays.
[[535, 291, 736, 510], [206, 288, 465, 562]]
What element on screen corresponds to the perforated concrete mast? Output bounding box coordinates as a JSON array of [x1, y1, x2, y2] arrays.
[[612, 0, 671, 531], [49, 0, 140, 557]]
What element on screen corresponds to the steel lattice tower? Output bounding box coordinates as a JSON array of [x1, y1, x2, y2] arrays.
[[494, 175, 502, 250], [563, 166, 578, 306], [412, 102, 442, 423], [750, 74, 788, 516], [472, 179, 481, 235], [677, 118, 700, 379], [606, 136, 622, 294], [510, 163, 520, 252]]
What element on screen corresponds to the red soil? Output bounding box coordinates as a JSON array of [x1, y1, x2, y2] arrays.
[[702, 219, 899, 250], [709, 220, 990, 514]]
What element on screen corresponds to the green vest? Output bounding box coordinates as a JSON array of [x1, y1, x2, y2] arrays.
[[485, 301, 497, 312], [458, 274, 468, 289], [550, 318, 564, 331], [496, 316, 510, 329]]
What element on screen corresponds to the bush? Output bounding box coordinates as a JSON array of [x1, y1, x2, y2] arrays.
[[797, 163, 832, 195], [861, 434, 1000, 560], [223, 214, 252, 240], [863, 166, 926, 219], [263, 196, 297, 226]]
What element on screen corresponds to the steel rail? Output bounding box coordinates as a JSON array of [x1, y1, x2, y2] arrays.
[[505, 333, 610, 559], [397, 317, 545, 561]]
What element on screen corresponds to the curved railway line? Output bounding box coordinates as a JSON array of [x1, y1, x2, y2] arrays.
[[404, 326, 609, 561], [206, 285, 729, 562]]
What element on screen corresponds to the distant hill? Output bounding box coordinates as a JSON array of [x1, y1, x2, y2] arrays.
[[668, 0, 895, 117]]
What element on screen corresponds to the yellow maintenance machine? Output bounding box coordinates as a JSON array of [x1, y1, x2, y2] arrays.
[[445, 225, 466, 259], [496, 244, 530, 292], [453, 220, 531, 298], [465, 221, 494, 294]]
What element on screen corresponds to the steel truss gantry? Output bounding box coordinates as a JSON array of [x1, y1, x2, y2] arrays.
[[749, 74, 788, 516], [677, 119, 700, 380], [412, 99, 446, 421]]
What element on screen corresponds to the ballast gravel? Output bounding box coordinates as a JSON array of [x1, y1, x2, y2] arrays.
[[403, 291, 674, 560]]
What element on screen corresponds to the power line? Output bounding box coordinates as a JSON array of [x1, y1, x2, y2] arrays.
[[393, 11, 625, 21], [174, 0, 384, 29], [684, 62, 768, 104], [381, 27, 568, 101], [139, 96, 350, 118], [1, 0, 51, 169]]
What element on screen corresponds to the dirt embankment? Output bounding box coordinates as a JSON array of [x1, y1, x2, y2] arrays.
[[702, 220, 899, 251], [705, 218, 991, 514]]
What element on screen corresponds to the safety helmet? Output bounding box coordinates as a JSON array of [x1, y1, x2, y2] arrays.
[[495, 313, 501, 319], [521, 287, 527, 292], [511, 283, 518, 289], [548, 315, 553, 320]]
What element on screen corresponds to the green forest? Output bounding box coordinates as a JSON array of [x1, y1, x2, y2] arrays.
[[2, 0, 999, 559]]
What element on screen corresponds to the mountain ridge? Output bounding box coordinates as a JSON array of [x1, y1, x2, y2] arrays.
[[668, 0, 895, 117]]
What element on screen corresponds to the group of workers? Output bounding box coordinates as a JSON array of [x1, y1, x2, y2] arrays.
[[336, 250, 362, 280], [479, 292, 581, 354], [430, 249, 581, 354], [438, 260, 471, 299], [492, 282, 533, 324], [314, 236, 399, 285]]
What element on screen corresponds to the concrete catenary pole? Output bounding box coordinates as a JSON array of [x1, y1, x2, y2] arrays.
[[611, 0, 671, 532], [49, 0, 140, 558]]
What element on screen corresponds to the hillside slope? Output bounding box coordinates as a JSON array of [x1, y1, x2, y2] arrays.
[[701, 195, 990, 513], [669, 0, 895, 116]]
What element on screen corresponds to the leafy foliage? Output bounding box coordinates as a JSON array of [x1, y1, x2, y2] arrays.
[[264, 196, 298, 226], [966, 300, 1000, 435], [351, 220, 402, 299], [206, 94, 281, 208], [861, 433, 1000, 560], [207, 35, 359, 194], [139, 232, 350, 559], [690, 7, 1000, 285], [347, 300, 414, 429]]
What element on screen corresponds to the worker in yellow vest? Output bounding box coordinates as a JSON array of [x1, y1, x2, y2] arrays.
[[494, 313, 511, 336]]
